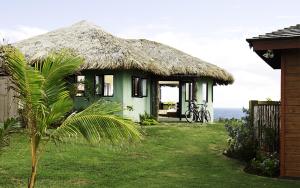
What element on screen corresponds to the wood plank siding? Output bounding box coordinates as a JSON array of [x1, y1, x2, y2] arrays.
[[0, 76, 18, 122], [281, 49, 300, 177], [247, 24, 300, 178]]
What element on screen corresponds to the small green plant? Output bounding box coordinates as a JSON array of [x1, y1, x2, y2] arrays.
[[247, 152, 279, 177], [139, 112, 158, 126], [0, 118, 19, 149], [266, 97, 273, 101], [126, 105, 134, 111], [217, 117, 242, 124]]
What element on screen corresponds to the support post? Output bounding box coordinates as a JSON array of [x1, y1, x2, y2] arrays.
[[249, 100, 258, 127]]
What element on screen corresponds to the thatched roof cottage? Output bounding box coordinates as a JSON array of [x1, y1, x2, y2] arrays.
[[12, 21, 233, 122]]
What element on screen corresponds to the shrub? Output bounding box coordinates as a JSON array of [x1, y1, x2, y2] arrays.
[[0, 118, 19, 149], [216, 117, 241, 124], [224, 108, 280, 177], [223, 109, 257, 161], [247, 152, 279, 177], [139, 112, 158, 126], [224, 122, 257, 161]]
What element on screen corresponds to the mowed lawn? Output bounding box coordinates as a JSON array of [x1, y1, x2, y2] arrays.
[[1, 123, 300, 188]]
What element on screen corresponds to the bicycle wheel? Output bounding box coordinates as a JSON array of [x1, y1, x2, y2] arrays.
[[185, 110, 195, 123], [198, 110, 203, 123], [204, 110, 211, 123]]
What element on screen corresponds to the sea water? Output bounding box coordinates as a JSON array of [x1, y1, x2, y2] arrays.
[[214, 108, 245, 120]]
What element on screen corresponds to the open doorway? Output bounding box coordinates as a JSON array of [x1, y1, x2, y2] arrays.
[[158, 81, 180, 119]]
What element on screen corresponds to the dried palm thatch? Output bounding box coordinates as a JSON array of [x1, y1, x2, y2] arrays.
[[13, 21, 234, 85], [0, 46, 7, 75]]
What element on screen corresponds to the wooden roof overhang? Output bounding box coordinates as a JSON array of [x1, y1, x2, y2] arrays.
[[246, 37, 300, 69]]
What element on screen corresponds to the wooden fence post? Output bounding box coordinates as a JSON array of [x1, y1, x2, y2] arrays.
[[249, 100, 258, 127]]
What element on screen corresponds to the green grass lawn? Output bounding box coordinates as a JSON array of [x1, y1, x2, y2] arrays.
[[0, 123, 300, 188]]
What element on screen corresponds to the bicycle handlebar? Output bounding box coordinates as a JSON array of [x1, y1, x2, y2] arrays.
[[189, 100, 208, 108]]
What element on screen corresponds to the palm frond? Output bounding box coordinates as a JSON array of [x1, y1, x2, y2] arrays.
[[51, 100, 141, 144], [39, 53, 83, 106], [3, 47, 44, 112], [46, 96, 73, 126]]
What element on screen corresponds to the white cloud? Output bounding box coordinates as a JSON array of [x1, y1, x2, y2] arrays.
[[0, 26, 47, 43], [118, 25, 281, 108]]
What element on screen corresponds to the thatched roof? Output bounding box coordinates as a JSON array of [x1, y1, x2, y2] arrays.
[[13, 21, 233, 85], [0, 47, 6, 75]]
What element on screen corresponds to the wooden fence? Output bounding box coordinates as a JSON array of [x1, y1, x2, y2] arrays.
[[249, 100, 280, 153], [0, 76, 18, 123]]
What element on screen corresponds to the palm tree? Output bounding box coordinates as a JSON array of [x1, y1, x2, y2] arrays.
[[0, 46, 141, 188]]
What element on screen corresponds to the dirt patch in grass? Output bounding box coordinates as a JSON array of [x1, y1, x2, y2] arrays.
[[68, 178, 93, 186]]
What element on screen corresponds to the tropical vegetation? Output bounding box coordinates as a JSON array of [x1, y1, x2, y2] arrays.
[[223, 110, 280, 177], [0, 46, 141, 188]]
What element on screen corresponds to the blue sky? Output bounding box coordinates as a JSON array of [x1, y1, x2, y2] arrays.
[[1, 0, 299, 107]]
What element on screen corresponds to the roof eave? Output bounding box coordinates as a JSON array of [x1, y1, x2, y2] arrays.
[[246, 35, 300, 70], [246, 37, 300, 51]]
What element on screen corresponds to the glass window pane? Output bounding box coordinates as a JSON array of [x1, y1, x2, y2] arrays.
[[104, 75, 113, 96], [132, 77, 140, 97], [202, 83, 207, 102], [185, 83, 191, 101], [95, 75, 102, 95], [142, 79, 147, 97], [76, 75, 85, 96]]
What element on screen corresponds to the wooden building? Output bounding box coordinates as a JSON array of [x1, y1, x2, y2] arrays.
[[247, 25, 300, 177], [0, 61, 18, 123]]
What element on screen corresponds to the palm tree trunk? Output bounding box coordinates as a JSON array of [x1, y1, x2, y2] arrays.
[[26, 110, 39, 188], [28, 135, 38, 188]]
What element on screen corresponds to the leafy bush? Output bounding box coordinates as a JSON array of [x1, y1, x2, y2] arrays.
[[0, 118, 19, 149], [246, 152, 279, 177], [139, 112, 158, 126], [224, 108, 280, 177], [223, 109, 257, 161], [216, 117, 241, 123]]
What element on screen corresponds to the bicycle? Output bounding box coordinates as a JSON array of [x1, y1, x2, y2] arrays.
[[185, 100, 200, 123], [198, 102, 211, 123], [185, 100, 211, 123]]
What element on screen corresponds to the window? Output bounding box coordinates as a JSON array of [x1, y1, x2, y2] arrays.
[[132, 77, 140, 97], [132, 77, 148, 97], [94, 75, 114, 97], [141, 79, 147, 97], [95, 75, 103, 95], [202, 82, 208, 102], [76, 75, 85, 96], [103, 75, 114, 96], [185, 82, 193, 101]]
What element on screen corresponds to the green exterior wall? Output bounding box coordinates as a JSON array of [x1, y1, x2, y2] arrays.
[[121, 72, 151, 121], [73, 70, 213, 122], [73, 70, 123, 111], [73, 70, 151, 122]]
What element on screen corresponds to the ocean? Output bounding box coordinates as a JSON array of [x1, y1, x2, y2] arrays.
[[214, 108, 246, 120]]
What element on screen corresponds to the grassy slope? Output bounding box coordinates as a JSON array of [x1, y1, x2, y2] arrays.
[[0, 123, 299, 188]]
